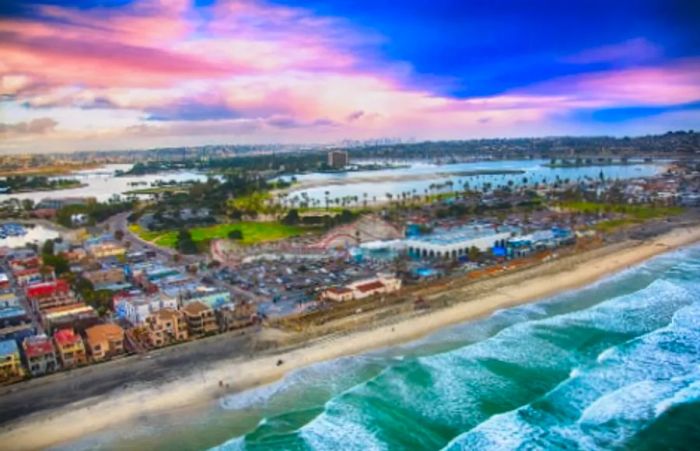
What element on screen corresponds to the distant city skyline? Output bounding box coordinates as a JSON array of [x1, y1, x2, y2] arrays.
[[1, 0, 699, 153]]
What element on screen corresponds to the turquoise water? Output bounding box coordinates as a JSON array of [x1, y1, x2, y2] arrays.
[[63, 244, 700, 450]]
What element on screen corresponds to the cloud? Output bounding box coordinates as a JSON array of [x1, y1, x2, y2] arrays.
[[346, 110, 365, 121], [0, 117, 57, 135]]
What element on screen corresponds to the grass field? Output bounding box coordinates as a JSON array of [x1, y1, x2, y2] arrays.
[[189, 222, 305, 245], [128, 224, 178, 248], [559, 201, 684, 232], [130, 221, 306, 249]]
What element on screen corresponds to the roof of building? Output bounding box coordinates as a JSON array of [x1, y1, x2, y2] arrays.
[[13, 268, 41, 277], [0, 306, 28, 320], [26, 279, 70, 298], [42, 303, 96, 319], [153, 308, 180, 321], [85, 323, 124, 343], [182, 301, 211, 315], [355, 280, 385, 293], [54, 328, 83, 347], [407, 224, 518, 247], [23, 335, 55, 357], [326, 287, 353, 295], [0, 339, 19, 356]]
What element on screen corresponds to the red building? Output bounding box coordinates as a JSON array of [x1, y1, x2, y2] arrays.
[[25, 280, 71, 299]]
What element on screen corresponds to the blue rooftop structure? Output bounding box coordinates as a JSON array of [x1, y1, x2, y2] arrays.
[[409, 224, 519, 246], [0, 338, 19, 356]]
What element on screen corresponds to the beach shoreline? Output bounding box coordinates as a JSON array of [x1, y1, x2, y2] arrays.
[[2, 223, 700, 449]]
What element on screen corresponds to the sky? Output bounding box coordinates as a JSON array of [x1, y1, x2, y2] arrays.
[[1, 0, 699, 153]]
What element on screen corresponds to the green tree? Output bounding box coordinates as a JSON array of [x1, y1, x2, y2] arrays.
[[177, 229, 198, 254], [282, 209, 300, 225]]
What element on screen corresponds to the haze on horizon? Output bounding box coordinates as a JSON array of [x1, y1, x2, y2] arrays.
[[1, 0, 699, 154]]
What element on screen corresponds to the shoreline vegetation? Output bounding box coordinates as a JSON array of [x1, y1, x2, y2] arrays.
[[0, 177, 86, 195], [0, 163, 101, 178], [2, 222, 700, 450]]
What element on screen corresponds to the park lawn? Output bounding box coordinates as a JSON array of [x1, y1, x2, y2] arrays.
[[189, 222, 305, 245], [560, 201, 683, 220], [560, 201, 684, 233], [129, 224, 178, 248]]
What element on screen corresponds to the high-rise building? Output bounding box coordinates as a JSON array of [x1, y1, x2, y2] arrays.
[[327, 150, 349, 169]]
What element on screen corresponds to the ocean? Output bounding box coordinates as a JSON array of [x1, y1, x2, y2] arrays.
[[62, 244, 700, 450]]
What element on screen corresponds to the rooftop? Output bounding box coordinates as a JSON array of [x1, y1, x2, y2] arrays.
[[85, 323, 124, 343], [0, 339, 19, 356], [355, 280, 385, 293], [54, 328, 83, 347], [182, 301, 211, 316], [23, 335, 55, 357], [407, 224, 518, 246]]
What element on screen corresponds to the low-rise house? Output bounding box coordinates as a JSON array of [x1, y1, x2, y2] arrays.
[[23, 335, 58, 377], [0, 273, 9, 290], [26, 280, 76, 313], [85, 324, 125, 361], [145, 308, 188, 347], [325, 274, 402, 301], [320, 286, 354, 302], [13, 268, 42, 286], [179, 285, 232, 310], [9, 256, 41, 273], [82, 267, 125, 289], [0, 323, 35, 346], [114, 291, 178, 326], [216, 301, 257, 332], [86, 241, 126, 259], [0, 339, 24, 383], [182, 301, 218, 337], [41, 303, 99, 334], [53, 328, 87, 368]]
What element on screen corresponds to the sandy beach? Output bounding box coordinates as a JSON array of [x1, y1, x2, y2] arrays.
[[2, 224, 700, 450]]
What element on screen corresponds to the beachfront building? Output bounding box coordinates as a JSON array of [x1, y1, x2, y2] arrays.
[[53, 328, 87, 368], [114, 291, 178, 326], [348, 275, 402, 300], [216, 301, 257, 332], [321, 274, 402, 302], [145, 308, 188, 348], [85, 324, 125, 361], [506, 228, 575, 257], [0, 339, 24, 383], [405, 224, 516, 259], [13, 268, 42, 286], [22, 335, 58, 377], [182, 301, 218, 337], [176, 285, 232, 310], [320, 287, 355, 302]]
